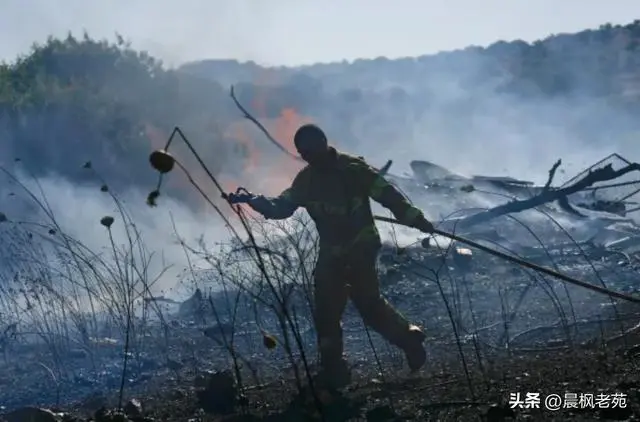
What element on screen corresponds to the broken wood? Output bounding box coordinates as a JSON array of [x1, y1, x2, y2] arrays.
[[543, 159, 562, 191], [454, 161, 640, 231]]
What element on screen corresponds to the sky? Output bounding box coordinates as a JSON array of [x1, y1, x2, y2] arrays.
[[1, 0, 639, 67]]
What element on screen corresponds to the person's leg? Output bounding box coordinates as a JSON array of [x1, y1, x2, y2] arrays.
[[347, 245, 427, 372], [312, 251, 350, 386]]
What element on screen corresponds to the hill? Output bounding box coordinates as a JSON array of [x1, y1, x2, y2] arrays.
[[183, 21, 640, 105]]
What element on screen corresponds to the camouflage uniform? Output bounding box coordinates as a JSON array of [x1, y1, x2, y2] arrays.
[[249, 147, 426, 377]]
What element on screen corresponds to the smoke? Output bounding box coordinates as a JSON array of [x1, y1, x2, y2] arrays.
[[0, 170, 232, 299], [403, 99, 631, 185], [326, 75, 637, 188], [3, 7, 640, 416]]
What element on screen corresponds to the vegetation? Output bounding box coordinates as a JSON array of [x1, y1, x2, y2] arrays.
[[184, 21, 640, 109], [0, 33, 233, 205]]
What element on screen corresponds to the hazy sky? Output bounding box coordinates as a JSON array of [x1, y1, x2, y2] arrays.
[[1, 1, 639, 67]]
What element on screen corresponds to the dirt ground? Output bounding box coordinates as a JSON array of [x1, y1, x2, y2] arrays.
[[3, 243, 640, 422], [54, 341, 637, 422]]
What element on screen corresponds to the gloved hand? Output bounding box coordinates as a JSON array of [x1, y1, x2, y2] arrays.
[[227, 190, 271, 216], [225, 187, 255, 204], [413, 216, 435, 234]]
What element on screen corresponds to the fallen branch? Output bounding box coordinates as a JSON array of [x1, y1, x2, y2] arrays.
[[455, 161, 640, 230]]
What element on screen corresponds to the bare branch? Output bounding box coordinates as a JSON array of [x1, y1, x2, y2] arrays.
[[228, 85, 393, 173], [229, 86, 303, 162], [543, 159, 562, 191], [456, 162, 640, 230]]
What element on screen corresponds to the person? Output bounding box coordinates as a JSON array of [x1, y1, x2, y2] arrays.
[[237, 124, 435, 389]]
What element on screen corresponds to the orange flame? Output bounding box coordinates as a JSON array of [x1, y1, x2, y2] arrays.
[[142, 72, 315, 220]]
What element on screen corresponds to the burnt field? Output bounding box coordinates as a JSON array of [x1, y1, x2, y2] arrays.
[[2, 152, 640, 422], [1, 238, 640, 422]]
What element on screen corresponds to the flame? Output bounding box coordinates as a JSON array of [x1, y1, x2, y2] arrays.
[[276, 108, 312, 156], [245, 70, 309, 190], [222, 121, 260, 174], [258, 107, 310, 194], [215, 106, 310, 217], [142, 72, 316, 221]]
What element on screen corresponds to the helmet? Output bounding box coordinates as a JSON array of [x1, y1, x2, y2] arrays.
[[294, 124, 328, 154]]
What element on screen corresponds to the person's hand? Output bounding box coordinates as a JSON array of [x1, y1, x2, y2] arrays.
[[226, 187, 255, 204], [414, 217, 435, 234]]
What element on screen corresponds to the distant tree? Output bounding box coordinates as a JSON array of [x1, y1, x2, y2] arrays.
[[0, 33, 230, 205]]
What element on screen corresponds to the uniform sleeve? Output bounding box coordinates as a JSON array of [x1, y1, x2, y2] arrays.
[[349, 157, 424, 226], [247, 173, 305, 220]]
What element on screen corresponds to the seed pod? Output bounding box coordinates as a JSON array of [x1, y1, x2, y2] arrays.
[[100, 216, 115, 228], [147, 190, 160, 207], [262, 333, 277, 350], [149, 150, 175, 174]]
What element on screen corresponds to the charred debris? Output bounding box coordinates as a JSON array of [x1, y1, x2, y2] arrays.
[[387, 152, 640, 253]]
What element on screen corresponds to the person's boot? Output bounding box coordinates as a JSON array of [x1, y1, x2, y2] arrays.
[[403, 325, 427, 373], [313, 358, 352, 390]]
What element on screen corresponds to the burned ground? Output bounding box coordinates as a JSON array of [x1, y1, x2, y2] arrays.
[[3, 152, 640, 421], [3, 98, 640, 422], [1, 230, 640, 421]]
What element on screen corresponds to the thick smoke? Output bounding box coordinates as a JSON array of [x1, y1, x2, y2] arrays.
[[307, 61, 638, 186]]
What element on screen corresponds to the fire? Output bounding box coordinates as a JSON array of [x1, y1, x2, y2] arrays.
[[276, 108, 313, 156], [142, 82, 314, 220], [216, 107, 309, 217], [241, 70, 308, 194], [221, 103, 310, 197], [257, 107, 310, 193], [222, 121, 260, 174]]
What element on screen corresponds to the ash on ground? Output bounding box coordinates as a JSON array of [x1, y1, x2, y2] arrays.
[[1, 153, 640, 417]]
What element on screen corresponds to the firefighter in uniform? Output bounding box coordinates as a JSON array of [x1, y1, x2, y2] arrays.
[[238, 124, 435, 388]]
